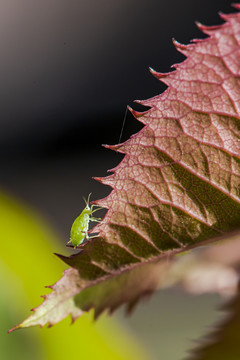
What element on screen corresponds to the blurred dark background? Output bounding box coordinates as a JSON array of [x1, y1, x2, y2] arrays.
[[0, 0, 235, 241]]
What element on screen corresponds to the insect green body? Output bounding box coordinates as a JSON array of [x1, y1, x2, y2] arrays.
[[68, 194, 102, 248]]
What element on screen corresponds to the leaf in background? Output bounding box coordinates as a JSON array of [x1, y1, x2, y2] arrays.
[[2, 191, 149, 360], [11, 3, 240, 330], [187, 287, 240, 360]]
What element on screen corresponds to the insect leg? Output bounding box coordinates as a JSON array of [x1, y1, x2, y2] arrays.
[[89, 217, 101, 223], [87, 234, 100, 239], [68, 231, 86, 244], [79, 230, 88, 239], [90, 206, 104, 214]]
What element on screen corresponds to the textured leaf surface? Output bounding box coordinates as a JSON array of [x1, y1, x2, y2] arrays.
[[11, 4, 240, 330]]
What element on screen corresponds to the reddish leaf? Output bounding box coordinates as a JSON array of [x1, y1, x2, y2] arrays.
[[10, 4, 240, 331]]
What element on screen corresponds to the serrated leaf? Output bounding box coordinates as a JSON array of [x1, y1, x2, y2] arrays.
[[10, 4, 240, 331], [10, 253, 173, 330]]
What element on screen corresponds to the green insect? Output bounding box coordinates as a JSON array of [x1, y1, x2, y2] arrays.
[[68, 193, 102, 248]]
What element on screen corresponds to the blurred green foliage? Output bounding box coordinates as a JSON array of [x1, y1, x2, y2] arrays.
[[0, 191, 150, 360]]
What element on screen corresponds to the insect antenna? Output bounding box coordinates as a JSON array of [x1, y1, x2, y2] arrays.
[[118, 106, 128, 144], [83, 193, 92, 206]]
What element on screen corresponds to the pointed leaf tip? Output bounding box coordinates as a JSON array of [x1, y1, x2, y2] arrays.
[[93, 176, 105, 184], [218, 11, 231, 21], [172, 38, 187, 50], [195, 21, 203, 29], [102, 143, 111, 149], [195, 21, 209, 31], [8, 325, 18, 333], [195, 21, 222, 33], [103, 144, 121, 151], [232, 4, 240, 10], [127, 106, 143, 118], [149, 67, 169, 79]]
